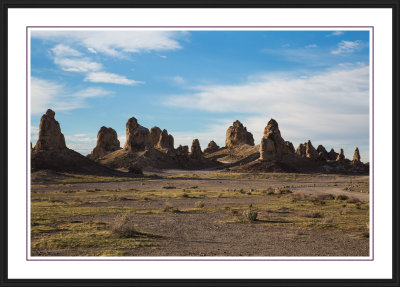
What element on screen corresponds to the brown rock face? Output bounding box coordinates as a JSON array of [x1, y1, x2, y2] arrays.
[[296, 140, 318, 160], [150, 127, 162, 147], [33, 109, 67, 152], [225, 120, 254, 147], [317, 145, 328, 160], [176, 145, 189, 159], [259, 119, 294, 161], [353, 147, 361, 163], [123, 117, 151, 151], [285, 141, 295, 153], [156, 129, 174, 150], [190, 139, 203, 160], [327, 148, 339, 161], [336, 148, 345, 162], [88, 127, 120, 160], [204, 140, 220, 154]]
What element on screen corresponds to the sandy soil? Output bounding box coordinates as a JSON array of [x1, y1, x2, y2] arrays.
[[31, 170, 370, 257]]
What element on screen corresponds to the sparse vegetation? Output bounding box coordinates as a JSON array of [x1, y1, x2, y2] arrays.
[[195, 201, 205, 208], [243, 209, 258, 222], [31, 171, 369, 256]]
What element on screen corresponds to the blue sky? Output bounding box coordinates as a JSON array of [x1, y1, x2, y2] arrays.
[[30, 29, 370, 162]]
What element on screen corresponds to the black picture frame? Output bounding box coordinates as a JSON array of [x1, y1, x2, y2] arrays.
[[0, 0, 399, 286]]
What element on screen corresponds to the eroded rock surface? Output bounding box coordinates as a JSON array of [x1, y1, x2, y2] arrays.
[[204, 140, 220, 154], [336, 148, 345, 163], [260, 119, 294, 161], [33, 109, 66, 152], [156, 129, 174, 150], [353, 147, 361, 163], [88, 127, 120, 160], [150, 127, 162, 147], [296, 140, 318, 160], [190, 139, 203, 160], [225, 120, 254, 147], [123, 117, 152, 151]]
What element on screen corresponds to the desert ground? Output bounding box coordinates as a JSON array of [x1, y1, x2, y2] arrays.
[[31, 169, 370, 257]]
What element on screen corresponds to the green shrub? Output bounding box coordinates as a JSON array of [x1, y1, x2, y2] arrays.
[[195, 201, 205, 208], [243, 209, 258, 221]]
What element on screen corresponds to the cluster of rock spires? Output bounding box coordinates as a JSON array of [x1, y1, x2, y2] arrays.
[[31, 109, 368, 174], [31, 109, 123, 175]]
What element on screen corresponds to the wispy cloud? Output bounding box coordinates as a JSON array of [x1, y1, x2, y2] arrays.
[[331, 40, 364, 55], [54, 57, 102, 72], [87, 47, 97, 54], [48, 43, 140, 85], [32, 30, 188, 57], [305, 44, 317, 48], [51, 44, 82, 57], [165, 64, 370, 159], [171, 75, 186, 85], [31, 77, 111, 114], [84, 72, 144, 85], [327, 31, 344, 37]]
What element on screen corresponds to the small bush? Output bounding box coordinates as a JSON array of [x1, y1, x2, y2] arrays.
[[163, 186, 176, 189], [243, 209, 258, 222], [323, 217, 334, 224], [291, 192, 307, 201], [128, 165, 143, 175], [336, 194, 349, 200], [346, 197, 361, 204], [304, 212, 324, 218], [275, 188, 293, 195], [195, 201, 205, 208], [111, 214, 138, 238], [163, 205, 180, 213]]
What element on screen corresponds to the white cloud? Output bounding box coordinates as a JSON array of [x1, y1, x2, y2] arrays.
[[331, 31, 344, 36], [71, 87, 111, 98], [305, 44, 317, 48], [84, 72, 144, 85], [171, 75, 185, 85], [171, 119, 232, 149], [87, 47, 97, 54], [165, 65, 370, 160], [331, 40, 364, 55], [51, 44, 82, 57], [54, 57, 102, 72], [32, 30, 187, 57], [31, 77, 64, 115], [31, 77, 111, 114], [160, 55, 167, 59]]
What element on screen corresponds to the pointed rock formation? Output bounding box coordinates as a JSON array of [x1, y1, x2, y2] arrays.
[[88, 127, 120, 160], [190, 139, 203, 160], [285, 141, 295, 153], [31, 109, 123, 176], [352, 147, 361, 163], [156, 129, 174, 150], [150, 127, 162, 147], [123, 117, 152, 151], [260, 119, 294, 161], [317, 145, 328, 160], [296, 140, 318, 160], [327, 148, 339, 161], [33, 109, 67, 152], [225, 120, 254, 147], [176, 145, 189, 159], [336, 148, 345, 163], [204, 140, 220, 154]]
